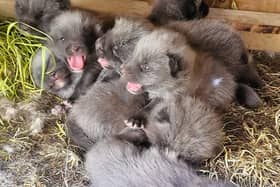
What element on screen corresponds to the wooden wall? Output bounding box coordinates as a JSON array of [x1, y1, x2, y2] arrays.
[[0, 0, 153, 18], [2, 0, 280, 18], [71, 0, 152, 16], [206, 0, 280, 13]]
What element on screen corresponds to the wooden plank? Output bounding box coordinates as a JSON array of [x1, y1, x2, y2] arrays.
[[71, 0, 152, 16], [2, 0, 280, 21], [208, 8, 280, 26], [240, 31, 280, 52], [0, 0, 152, 18], [2, 0, 280, 18], [206, 0, 280, 13], [0, 0, 15, 18]]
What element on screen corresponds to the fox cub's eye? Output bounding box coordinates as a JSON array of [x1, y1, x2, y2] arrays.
[[140, 64, 150, 72]]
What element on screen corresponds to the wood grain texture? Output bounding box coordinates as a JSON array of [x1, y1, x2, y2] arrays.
[[240, 31, 280, 52], [208, 8, 280, 26], [0, 0, 15, 18], [71, 0, 152, 16], [0, 0, 153, 18], [206, 0, 280, 13]]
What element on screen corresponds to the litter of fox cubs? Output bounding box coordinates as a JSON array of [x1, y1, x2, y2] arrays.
[[0, 0, 280, 187]]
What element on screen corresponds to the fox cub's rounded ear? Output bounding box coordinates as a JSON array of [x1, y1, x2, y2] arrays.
[[167, 53, 182, 77], [95, 18, 116, 36], [101, 18, 116, 33], [199, 1, 209, 18], [181, 0, 197, 20], [182, 0, 209, 19], [59, 0, 71, 10]]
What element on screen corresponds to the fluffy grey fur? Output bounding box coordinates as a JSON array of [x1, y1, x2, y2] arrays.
[[122, 29, 236, 109], [41, 10, 113, 100], [32, 48, 80, 99], [95, 17, 153, 72], [98, 18, 262, 108], [128, 94, 225, 162], [66, 71, 147, 150], [95, 0, 209, 70], [166, 19, 263, 107], [15, 0, 70, 34], [31, 48, 102, 100], [85, 128, 234, 187], [167, 20, 263, 88], [47, 10, 108, 71], [148, 0, 209, 25], [120, 30, 230, 161]]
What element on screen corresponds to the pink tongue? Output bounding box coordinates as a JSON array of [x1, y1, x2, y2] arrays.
[[67, 55, 85, 71], [98, 58, 109, 68], [127, 82, 142, 92]]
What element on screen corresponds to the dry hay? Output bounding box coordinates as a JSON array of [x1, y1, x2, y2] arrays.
[[202, 52, 280, 187], [0, 93, 89, 187], [0, 21, 279, 187]]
